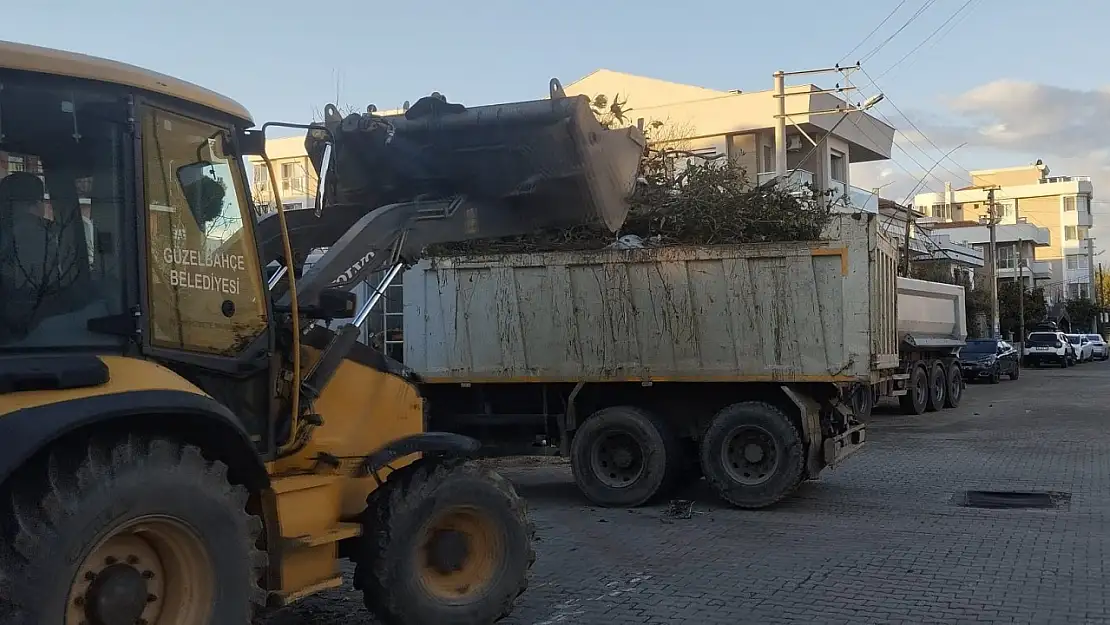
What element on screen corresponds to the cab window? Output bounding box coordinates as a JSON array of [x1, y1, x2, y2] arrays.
[[0, 79, 125, 348], [141, 107, 267, 355]]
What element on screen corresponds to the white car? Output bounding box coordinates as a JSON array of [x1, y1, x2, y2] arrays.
[[1023, 331, 1075, 367], [1066, 334, 1095, 362], [1085, 334, 1109, 361]]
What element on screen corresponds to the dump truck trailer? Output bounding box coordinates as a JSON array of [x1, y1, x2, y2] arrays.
[[852, 276, 968, 417], [392, 213, 895, 509]]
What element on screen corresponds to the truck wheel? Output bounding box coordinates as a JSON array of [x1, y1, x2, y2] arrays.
[[570, 406, 683, 507], [355, 459, 534, 625], [944, 362, 963, 408], [849, 383, 873, 419], [898, 364, 929, 415], [926, 362, 946, 412], [699, 401, 804, 509], [0, 436, 267, 625]]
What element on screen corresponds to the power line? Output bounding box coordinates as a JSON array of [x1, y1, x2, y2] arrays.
[[880, 0, 982, 80], [838, 0, 910, 65], [858, 0, 940, 65], [858, 67, 971, 181], [874, 0, 982, 82]]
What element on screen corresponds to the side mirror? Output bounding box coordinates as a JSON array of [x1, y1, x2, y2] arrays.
[[176, 160, 228, 224]]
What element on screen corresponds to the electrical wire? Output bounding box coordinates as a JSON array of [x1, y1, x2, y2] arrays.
[[858, 0, 940, 65], [874, 0, 982, 82], [839, 0, 910, 65]]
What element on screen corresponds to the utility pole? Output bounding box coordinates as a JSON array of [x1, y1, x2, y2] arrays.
[[902, 208, 914, 277], [986, 186, 1001, 338], [1017, 236, 1025, 344], [774, 70, 787, 181], [772, 65, 865, 184]]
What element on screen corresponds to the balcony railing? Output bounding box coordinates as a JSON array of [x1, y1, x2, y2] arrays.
[[756, 169, 814, 190], [830, 182, 879, 214], [1044, 175, 1091, 183]]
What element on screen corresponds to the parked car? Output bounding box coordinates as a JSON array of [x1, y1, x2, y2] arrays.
[[1023, 331, 1075, 368], [960, 338, 1020, 383], [1066, 334, 1095, 362], [1085, 334, 1108, 361]]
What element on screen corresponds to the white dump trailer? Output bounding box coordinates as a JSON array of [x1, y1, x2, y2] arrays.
[[856, 276, 968, 417], [399, 214, 896, 509]]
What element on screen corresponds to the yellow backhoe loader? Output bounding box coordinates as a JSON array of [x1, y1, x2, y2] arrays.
[[0, 40, 644, 624]]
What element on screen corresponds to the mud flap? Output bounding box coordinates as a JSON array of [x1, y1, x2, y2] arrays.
[[779, 385, 824, 479]]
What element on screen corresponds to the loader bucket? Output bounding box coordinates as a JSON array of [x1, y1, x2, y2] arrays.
[[310, 84, 647, 233]]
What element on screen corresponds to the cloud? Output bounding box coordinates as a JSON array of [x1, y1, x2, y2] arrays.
[[930, 80, 1110, 159]]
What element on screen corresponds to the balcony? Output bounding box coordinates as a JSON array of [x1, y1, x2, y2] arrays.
[[996, 259, 1052, 280], [755, 170, 877, 213]]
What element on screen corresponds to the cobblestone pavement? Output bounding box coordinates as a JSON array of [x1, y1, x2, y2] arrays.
[[261, 361, 1110, 624]]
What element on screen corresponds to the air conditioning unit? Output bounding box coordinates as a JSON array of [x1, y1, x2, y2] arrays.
[[785, 135, 804, 151]]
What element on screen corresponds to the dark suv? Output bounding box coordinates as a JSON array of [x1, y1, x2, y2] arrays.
[[959, 339, 1020, 383]]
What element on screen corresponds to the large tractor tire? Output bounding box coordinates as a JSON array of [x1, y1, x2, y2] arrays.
[[355, 458, 535, 625], [699, 401, 805, 509], [569, 405, 685, 507], [0, 436, 267, 625]]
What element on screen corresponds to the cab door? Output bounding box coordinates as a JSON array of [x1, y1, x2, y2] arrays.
[[137, 104, 274, 448]]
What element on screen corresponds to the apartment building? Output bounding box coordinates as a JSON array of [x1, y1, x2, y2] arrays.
[[912, 162, 1095, 302], [245, 135, 318, 214]]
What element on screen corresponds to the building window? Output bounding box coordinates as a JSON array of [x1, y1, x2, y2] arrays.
[[1066, 254, 1090, 271], [1068, 282, 1091, 300], [998, 200, 1015, 221], [762, 145, 774, 172], [997, 244, 1016, 269], [6, 155, 24, 172], [930, 203, 951, 219], [1064, 196, 1076, 211], [253, 164, 268, 188], [830, 150, 847, 183], [1079, 226, 1090, 239], [1066, 225, 1078, 241], [282, 202, 302, 211]]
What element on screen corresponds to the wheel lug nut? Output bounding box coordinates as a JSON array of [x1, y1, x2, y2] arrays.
[[142, 570, 155, 579], [147, 593, 157, 602], [127, 555, 140, 565], [74, 596, 84, 606], [104, 556, 117, 565], [84, 571, 96, 581]]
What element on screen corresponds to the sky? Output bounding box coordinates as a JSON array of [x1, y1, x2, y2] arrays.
[[7, 0, 1110, 252]]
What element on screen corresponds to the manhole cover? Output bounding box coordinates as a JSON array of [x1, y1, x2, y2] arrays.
[[959, 490, 1070, 509]]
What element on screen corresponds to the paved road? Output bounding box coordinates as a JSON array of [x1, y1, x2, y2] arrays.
[[262, 360, 1110, 624]]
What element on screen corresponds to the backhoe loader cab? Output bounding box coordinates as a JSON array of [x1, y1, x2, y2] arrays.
[[0, 39, 605, 625]]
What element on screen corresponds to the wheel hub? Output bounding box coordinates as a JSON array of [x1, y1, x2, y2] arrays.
[[66, 518, 212, 625], [590, 431, 645, 488], [724, 426, 779, 486], [426, 529, 470, 575], [85, 563, 149, 625]]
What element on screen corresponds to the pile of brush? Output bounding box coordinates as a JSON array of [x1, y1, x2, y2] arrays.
[[426, 152, 833, 257]]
